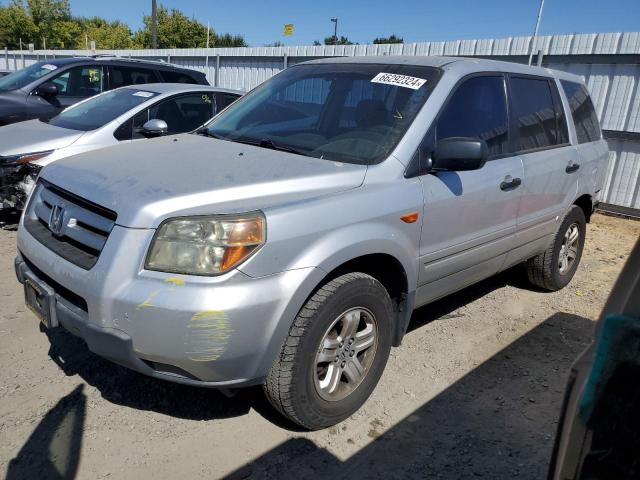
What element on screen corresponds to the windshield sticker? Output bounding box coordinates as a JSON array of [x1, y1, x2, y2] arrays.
[[202, 94, 212, 104], [132, 91, 154, 98], [41, 64, 58, 71], [371, 72, 427, 90]]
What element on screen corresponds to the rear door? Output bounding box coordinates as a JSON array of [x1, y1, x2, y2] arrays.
[[416, 74, 524, 303], [107, 65, 160, 90], [508, 75, 578, 249], [559, 80, 608, 203]]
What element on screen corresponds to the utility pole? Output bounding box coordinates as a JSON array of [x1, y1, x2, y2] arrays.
[[528, 0, 545, 66], [151, 0, 158, 49], [330, 18, 338, 44]]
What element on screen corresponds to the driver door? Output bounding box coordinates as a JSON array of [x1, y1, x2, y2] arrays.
[[27, 65, 103, 121], [415, 74, 524, 305]]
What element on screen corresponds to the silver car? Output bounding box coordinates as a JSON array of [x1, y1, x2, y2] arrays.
[[15, 57, 608, 429], [0, 84, 241, 210]]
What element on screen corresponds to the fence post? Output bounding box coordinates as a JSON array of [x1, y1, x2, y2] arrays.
[[283, 53, 288, 69], [215, 55, 220, 87], [4, 47, 7, 70], [536, 49, 543, 67], [21, 52, 25, 69]]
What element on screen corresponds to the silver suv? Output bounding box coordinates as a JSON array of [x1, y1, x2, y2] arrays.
[[15, 56, 608, 429]]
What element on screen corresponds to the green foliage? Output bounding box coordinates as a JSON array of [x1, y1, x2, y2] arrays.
[[312, 40, 322, 46], [75, 17, 134, 49], [0, 2, 38, 48], [135, 5, 246, 48], [373, 34, 403, 44], [324, 35, 353, 45], [0, 1, 247, 50]]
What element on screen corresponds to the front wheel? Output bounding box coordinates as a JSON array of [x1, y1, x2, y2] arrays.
[[527, 205, 587, 291], [263, 272, 394, 430]]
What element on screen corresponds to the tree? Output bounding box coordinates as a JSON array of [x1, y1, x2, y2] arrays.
[[324, 35, 353, 45], [265, 41, 284, 47], [0, 2, 38, 48], [373, 34, 403, 44], [76, 17, 134, 49], [25, 0, 73, 47], [312, 40, 321, 46], [133, 5, 246, 48]]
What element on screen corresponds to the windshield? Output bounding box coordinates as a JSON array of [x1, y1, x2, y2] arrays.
[[0, 62, 58, 92], [48, 88, 159, 131], [204, 63, 441, 164]]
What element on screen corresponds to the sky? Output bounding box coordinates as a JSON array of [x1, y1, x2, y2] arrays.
[[62, 0, 640, 46]]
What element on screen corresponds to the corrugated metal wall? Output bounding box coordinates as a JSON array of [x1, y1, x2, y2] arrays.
[[2, 31, 639, 212]]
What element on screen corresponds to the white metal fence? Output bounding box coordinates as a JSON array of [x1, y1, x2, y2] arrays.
[[2, 31, 640, 212]]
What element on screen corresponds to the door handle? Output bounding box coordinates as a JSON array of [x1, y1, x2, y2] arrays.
[[500, 177, 522, 191], [566, 163, 580, 173]]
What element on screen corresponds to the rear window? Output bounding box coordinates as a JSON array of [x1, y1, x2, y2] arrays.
[[560, 80, 602, 144], [159, 70, 198, 84], [509, 77, 562, 152]]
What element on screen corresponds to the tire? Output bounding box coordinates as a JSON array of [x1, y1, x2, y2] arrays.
[[527, 205, 586, 291], [263, 272, 394, 430]]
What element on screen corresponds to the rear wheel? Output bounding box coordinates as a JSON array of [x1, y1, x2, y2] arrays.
[[527, 205, 586, 291], [263, 272, 394, 430]]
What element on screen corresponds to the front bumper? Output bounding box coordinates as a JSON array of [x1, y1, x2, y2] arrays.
[[16, 224, 324, 387]]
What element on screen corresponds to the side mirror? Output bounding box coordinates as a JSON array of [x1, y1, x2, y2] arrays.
[[140, 119, 168, 138], [36, 82, 59, 97], [432, 137, 488, 171]]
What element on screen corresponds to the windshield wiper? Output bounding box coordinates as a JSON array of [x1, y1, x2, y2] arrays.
[[194, 128, 225, 139], [230, 136, 306, 156]]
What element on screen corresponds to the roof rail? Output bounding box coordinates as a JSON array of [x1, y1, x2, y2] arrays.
[[90, 56, 169, 66]]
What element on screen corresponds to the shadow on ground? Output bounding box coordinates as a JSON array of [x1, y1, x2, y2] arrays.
[[43, 325, 262, 421], [6, 385, 86, 480], [224, 311, 594, 479]]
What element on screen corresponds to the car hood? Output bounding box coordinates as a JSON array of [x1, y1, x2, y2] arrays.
[[0, 119, 85, 156], [41, 134, 368, 228]]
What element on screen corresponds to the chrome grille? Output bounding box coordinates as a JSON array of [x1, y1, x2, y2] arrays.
[[24, 180, 117, 269]]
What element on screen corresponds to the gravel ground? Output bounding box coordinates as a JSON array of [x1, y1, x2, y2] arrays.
[[1, 213, 638, 480]]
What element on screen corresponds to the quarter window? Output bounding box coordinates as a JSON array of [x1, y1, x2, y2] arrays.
[[436, 76, 509, 157], [509, 77, 560, 152], [560, 80, 601, 144]]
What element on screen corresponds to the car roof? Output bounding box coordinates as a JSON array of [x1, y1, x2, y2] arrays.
[[31, 56, 203, 74], [118, 83, 242, 96], [299, 55, 585, 83]]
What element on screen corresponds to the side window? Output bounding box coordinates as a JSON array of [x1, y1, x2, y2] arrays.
[[215, 93, 240, 112], [560, 80, 602, 144], [159, 70, 197, 84], [108, 66, 158, 90], [148, 93, 215, 133], [51, 66, 103, 97], [509, 76, 560, 152], [114, 108, 149, 141], [436, 75, 509, 157], [550, 80, 570, 145]]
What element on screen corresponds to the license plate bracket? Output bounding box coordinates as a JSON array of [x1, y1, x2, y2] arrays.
[[23, 271, 58, 329]]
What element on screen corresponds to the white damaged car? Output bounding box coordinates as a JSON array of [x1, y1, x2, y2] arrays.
[[0, 83, 241, 210]]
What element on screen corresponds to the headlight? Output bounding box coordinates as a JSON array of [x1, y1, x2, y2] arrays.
[[145, 213, 266, 276], [1, 150, 53, 165]]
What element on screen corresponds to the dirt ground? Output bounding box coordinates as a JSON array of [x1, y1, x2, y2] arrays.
[[0, 213, 638, 480]]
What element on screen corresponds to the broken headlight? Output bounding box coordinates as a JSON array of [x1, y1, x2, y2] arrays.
[[1, 150, 53, 165], [145, 213, 266, 276]]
